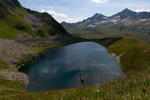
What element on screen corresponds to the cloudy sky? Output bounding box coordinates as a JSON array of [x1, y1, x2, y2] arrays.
[[19, 0, 150, 23]]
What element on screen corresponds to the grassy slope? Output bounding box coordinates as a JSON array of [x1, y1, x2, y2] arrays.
[[108, 38, 150, 73], [0, 8, 69, 39], [0, 60, 24, 95], [64, 22, 150, 44], [0, 0, 68, 96], [0, 76, 24, 96], [0, 8, 33, 39], [69, 28, 150, 44], [1, 37, 150, 100], [0, 0, 68, 39], [0, 1, 150, 99]]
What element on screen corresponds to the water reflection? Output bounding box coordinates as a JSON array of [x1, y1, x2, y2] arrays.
[[21, 42, 124, 92]]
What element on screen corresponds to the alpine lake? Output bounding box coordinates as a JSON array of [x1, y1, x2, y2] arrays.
[[19, 42, 124, 92]]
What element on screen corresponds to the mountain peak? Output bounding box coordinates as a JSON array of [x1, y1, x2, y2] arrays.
[[93, 13, 105, 17], [122, 8, 134, 13], [94, 13, 100, 15], [73, 13, 106, 25], [123, 8, 131, 11], [111, 8, 136, 19]]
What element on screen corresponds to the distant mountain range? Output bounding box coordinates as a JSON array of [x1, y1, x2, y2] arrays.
[[61, 8, 150, 43], [0, 0, 68, 39]]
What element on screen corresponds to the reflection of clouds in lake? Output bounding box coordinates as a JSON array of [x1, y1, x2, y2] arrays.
[[26, 42, 124, 91], [91, 63, 107, 67], [50, 69, 57, 73], [40, 66, 57, 74], [91, 60, 97, 64], [90, 61, 112, 67], [41, 67, 49, 74], [64, 60, 72, 64]]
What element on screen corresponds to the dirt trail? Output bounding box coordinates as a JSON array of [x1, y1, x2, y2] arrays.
[[110, 52, 126, 64]]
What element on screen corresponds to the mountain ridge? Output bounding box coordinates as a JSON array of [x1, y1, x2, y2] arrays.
[[61, 8, 150, 43], [110, 8, 137, 19], [62, 8, 150, 24], [0, 0, 68, 39]]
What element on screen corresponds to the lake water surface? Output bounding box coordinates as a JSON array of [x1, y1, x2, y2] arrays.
[[20, 42, 123, 92]]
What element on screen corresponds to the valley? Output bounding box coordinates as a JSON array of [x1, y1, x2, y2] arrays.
[[1, 37, 150, 100], [0, 0, 150, 99], [62, 8, 150, 44]]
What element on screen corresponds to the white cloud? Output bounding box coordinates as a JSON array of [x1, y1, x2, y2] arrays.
[[41, 9, 85, 23], [91, 0, 108, 4], [41, 9, 45, 12], [136, 9, 150, 12]]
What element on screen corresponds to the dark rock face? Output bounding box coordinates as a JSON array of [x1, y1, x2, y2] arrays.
[[137, 12, 150, 19], [11, 0, 22, 7], [0, 0, 21, 18], [0, 0, 21, 9]]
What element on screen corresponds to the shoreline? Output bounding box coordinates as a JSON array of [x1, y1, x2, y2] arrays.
[[17, 36, 84, 89], [17, 37, 123, 91], [1, 37, 150, 99], [0, 36, 122, 94], [0, 35, 83, 92]]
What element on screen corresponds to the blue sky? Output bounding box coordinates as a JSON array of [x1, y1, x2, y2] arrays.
[[19, 0, 150, 23]]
